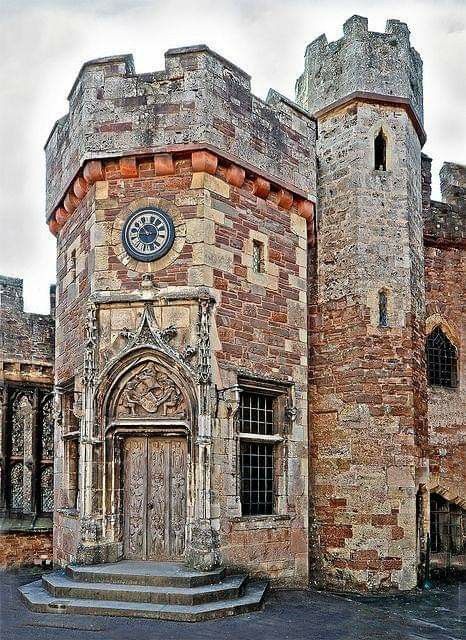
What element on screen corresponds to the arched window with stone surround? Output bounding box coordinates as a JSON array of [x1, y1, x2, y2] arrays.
[[426, 326, 458, 387]]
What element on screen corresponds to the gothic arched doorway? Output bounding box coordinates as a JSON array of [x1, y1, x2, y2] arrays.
[[103, 356, 195, 561]]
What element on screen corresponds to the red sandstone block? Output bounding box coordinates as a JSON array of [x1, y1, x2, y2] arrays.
[[277, 188, 294, 210], [372, 514, 398, 526], [73, 176, 89, 199], [226, 164, 246, 187], [381, 557, 402, 570], [83, 160, 104, 184], [329, 497, 347, 508], [64, 189, 80, 214], [120, 157, 138, 178], [391, 526, 405, 540], [55, 207, 70, 226], [192, 150, 218, 174], [252, 177, 271, 199], [154, 153, 175, 176], [352, 550, 379, 561]]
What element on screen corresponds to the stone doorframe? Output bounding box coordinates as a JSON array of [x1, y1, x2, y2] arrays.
[[99, 351, 197, 563], [76, 296, 220, 569]]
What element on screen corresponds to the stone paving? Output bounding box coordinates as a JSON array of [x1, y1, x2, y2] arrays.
[[1, 569, 464, 640]]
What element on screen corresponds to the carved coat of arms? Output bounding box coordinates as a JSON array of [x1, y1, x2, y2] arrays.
[[117, 362, 185, 418]]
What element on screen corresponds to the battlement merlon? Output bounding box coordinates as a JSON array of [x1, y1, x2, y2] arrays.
[[296, 15, 424, 143], [45, 44, 316, 219]]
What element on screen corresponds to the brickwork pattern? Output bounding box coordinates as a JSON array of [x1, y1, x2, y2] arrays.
[[0, 532, 52, 569]]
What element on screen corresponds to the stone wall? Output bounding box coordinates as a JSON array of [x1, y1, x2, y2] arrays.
[[296, 15, 423, 126], [0, 531, 53, 569], [424, 162, 466, 507], [0, 276, 55, 368], [45, 46, 316, 218]]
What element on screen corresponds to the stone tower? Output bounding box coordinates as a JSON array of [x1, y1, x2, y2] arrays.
[[297, 16, 428, 591], [45, 46, 316, 587]]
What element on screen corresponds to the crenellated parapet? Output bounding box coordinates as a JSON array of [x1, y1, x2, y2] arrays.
[[424, 161, 466, 248], [296, 15, 424, 143], [45, 45, 316, 225]]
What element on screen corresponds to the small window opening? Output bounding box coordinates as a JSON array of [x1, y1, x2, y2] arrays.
[[252, 240, 265, 273], [378, 290, 388, 327], [69, 249, 77, 281], [426, 327, 458, 387], [374, 128, 387, 171]]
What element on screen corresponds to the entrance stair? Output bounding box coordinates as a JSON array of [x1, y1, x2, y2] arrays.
[[19, 561, 268, 621]]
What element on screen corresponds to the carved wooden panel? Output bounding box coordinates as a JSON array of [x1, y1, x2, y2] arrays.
[[123, 436, 187, 560], [116, 363, 186, 419], [123, 438, 147, 559], [169, 439, 187, 558], [147, 439, 167, 559]]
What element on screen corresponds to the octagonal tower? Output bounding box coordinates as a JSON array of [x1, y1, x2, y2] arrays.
[[297, 16, 428, 592]]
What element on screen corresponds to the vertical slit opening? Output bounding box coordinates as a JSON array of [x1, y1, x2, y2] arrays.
[[374, 128, 387, 171], [378, 290, 388, 327]]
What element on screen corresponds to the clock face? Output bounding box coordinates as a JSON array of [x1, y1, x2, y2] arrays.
[[122, 207, 175, 262]]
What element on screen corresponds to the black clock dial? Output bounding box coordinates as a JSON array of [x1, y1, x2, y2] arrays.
[[122, 208, 175, 262]]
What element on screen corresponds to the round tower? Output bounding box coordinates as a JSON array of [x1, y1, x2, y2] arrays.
[[297, 16, 428, 592]]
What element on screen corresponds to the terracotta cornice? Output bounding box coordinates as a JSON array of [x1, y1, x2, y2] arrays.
[[48, 148, 316, 236], [313, 91, 426, 147], [47, 142, 317, 223]]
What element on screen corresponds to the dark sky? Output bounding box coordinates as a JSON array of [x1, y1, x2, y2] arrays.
[[1, 0, 464, 312]]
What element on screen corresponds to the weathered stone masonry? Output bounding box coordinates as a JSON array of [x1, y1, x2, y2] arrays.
[[33, 16, 465, 590], [47, 45, 315, 586]]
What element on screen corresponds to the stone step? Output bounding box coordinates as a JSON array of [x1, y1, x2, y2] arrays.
[[20, 579, 268, 622], [43, 571, 247, 605], [66, 561, 226, 587]]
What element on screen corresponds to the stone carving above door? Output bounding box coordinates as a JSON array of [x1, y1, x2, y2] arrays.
[[116, 362, 186, 419]]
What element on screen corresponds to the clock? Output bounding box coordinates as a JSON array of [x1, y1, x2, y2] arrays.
[[122, 207, 175, 262]]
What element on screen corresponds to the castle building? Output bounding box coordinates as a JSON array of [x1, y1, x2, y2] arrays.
[[0, 276, 55, 567], [16, 15, 465, 615]]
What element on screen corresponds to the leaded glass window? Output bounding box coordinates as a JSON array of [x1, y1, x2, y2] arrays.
[[2, 385, 54, 520], [431, 494, 465, 555], [426, 327, 458, 387], [11, 394, 32, 456], [10, 462, 23, 510], [238, 390, 280, 516], [41, 396, 54, 459], [40, 466, 54, 513]]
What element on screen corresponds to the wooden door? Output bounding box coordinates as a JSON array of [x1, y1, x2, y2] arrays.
[[123, 436, 187, 560]]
